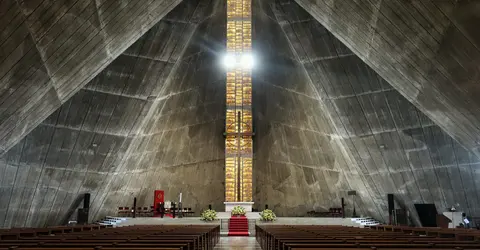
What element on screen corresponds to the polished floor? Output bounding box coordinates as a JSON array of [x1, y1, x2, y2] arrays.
[[214, 237, 261, 249]]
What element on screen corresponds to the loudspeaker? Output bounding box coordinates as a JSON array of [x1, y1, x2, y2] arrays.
[[395, 209, 407, 225], [208, 204, 212, 210], [77, 208, 88, 224], [341, 198, 345, 218], [414, 203, 438, 227], [133, 197, 137, 218], [83, 193, 90, 209], [387, 194, 394, 224], [265, 204, 268, 210]]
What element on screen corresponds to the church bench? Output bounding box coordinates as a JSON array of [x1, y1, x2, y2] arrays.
[[0, 243, 190, 250], [1, 237, 210, 250], [10, 248, 183, 250], [0, 225, 218, 248], [283, 243, 480, 249], [36, 233, 214, 248], [0, 225, 219, 250], [369, 225, 480, 238], [455, 233, 480, 241], [0, 226, 110, 240], [276, 238, 480, 249], [8, 236, 201, 244], [272, 236, 478, 242], [283, 243, 429, 249], [257, 225, 480, 250], [289, 249, 461, 250]]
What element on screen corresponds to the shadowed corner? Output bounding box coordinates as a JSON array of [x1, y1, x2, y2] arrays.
[[60, 194, 85, 225]]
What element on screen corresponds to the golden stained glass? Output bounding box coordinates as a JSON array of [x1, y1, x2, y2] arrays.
[[225, 0, 252, 202]]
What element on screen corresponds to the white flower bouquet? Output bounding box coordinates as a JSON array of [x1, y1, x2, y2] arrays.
[[231, 206, 246, 216], [200, 209, 217, 221], [260, 209, 277, 221]]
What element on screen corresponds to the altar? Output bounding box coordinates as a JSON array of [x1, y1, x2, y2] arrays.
[[224, 202, 254, 212]]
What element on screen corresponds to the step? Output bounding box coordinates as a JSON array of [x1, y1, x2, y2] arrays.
[[227, 216, 249, 237], [228, 232, 249, 236]]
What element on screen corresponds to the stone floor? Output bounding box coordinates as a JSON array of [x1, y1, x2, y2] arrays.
[[214, 237, 261, 249]]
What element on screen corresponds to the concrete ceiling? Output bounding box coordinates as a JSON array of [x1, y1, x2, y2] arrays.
[[1, 0, 480, 227]]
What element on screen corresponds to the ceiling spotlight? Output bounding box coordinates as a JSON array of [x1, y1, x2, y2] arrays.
[[222, 53, 236, 69]]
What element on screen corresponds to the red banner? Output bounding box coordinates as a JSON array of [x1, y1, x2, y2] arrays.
[[154, 190, 164, 212]]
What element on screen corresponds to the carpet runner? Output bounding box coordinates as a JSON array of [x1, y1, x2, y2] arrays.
[[228, 215, 249, 236]]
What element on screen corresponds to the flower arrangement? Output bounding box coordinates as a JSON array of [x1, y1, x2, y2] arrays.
[[231, 206, 246, 216], [260, 209, 277, 221], [200, 209, 217, 221]]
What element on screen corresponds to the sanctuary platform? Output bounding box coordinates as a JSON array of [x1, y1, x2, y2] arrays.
[[99, 216, 369, 228], [99, 215, 379, 237]]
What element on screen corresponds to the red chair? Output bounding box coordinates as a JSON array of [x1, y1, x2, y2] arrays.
[[117, 207, 124, 216]]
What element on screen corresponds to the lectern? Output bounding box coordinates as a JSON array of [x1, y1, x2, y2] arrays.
[[436, 214, 452, 229]]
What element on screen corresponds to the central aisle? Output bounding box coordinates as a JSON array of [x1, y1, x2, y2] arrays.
[[214, 237, 261, 249]]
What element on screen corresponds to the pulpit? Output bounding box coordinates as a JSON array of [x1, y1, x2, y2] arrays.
[[443, 211, 463, 228], [436, 214, 452, 228]]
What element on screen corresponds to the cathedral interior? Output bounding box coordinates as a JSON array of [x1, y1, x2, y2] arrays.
[[1, 0, 480, 228]]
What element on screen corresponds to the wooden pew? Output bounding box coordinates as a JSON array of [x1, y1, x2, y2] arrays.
[[256, 224, 480, 250], [0, 224, 220, 250], [0, 225, 111, 240]]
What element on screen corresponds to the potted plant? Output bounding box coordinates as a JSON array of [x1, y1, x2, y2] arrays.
[[260, 209, 276, 221], [231, 206, 246, 217], [200, 209, 217, 222]]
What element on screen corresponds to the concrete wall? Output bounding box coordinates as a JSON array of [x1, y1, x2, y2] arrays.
[[0, 0, 180, 156], [0, 0, 227, 228], [295, 0, 480, 169], [2, 0, 480, 228], [252, 0, 480, 224], [252, 0, 374, 219]]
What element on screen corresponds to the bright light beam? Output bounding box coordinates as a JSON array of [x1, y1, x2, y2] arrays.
[[222, 53, 254, 70], [240, 54, 254, 69], [223, 54, 236, 69]]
